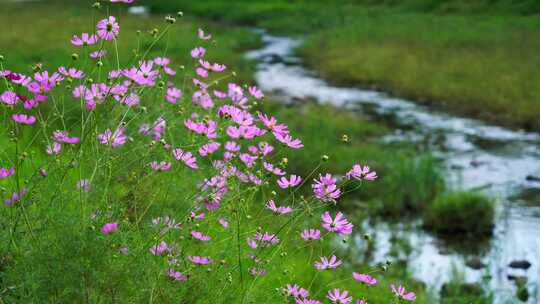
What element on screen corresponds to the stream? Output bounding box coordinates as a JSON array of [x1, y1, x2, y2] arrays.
[[246, 32, 540, 303]]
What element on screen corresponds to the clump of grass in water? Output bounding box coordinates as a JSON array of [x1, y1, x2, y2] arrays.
[[374, 155, 444, 216], [423, 191, 495, 237]]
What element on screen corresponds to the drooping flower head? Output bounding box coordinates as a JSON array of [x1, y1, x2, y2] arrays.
[[187, 256, 211, 265], [12, 114, 36, 125], [352, 272, 377, 285]]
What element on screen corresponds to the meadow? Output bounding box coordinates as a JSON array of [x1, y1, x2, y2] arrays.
[[0, 1, 444, 303]]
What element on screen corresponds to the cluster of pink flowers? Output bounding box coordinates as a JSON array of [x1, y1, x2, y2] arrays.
[[0, 3, 418, 302]]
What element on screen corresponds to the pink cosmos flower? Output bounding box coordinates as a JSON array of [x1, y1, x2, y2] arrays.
[[191, 230, 211, 241], [77, 179, 91, 192], [391, 285, 416, 301], [187, 256, 211, 265], [149, 241, 169, 256], [165, 87, 182, 104], [284, 284, 309, 298], [172, 148, 198, 169], [150, 161, 172, 171], [96, 16, 120, 41], [90, 50, 107, 59], [345, 164, 377, 181], [4, 188, 28, 206], [167, 269, 187, 281], [277, 175, 302, 189], [46, 142, 62, 155], [58, 67, 84, 79], [249, 267, 267, 277], [275, 133, 304, 149], [196, 67, 208, 78], [263, 162, 285, 176], [98, 128, 127, 148], [12, 114, 36, 125], [53, 130, 80, 144], [352, 272, 377, 285], [312, 174, 341, 202], [198, 28, 211, 40], [314, 255, 342, 270], [296, 300, 322, 304], [71, 33, 98, 46], [327, 289, 352, 304], [101, 222, 118, 234], [1, 91, 18, 105], [190, 47, 206, 58], [214, 90, 227, 99], [321, 211, 353, 235], [199, 142, 220, 157], [356, 301, 367, 304], [0, 167, 14, 179], [247, 232, 279, 249], [248, 86, 264, 99], [265, 200, 293, 214], [211, 63, 226, 72], [218, 218, 229, 228], [300, 229, 321, 241]]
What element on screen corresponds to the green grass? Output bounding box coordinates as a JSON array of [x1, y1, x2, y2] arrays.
[[300, 12, 540, 130], [423, 191, 495, 237], [144, 0, 540, 130]]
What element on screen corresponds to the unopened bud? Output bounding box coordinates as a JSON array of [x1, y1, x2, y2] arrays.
[[165, 15, 176, 24], [363, 233, 372, 241], [341, 134, 350, 143], [97, 61, 103, 67], [92, 2, 101, 9], [71, 53, 79, 61], [0, 55, 4, 62], [32, 63, 42, 72], [177, 11, 183, 17], [157, 81, 165, 88], [322, 155, 329, 161]]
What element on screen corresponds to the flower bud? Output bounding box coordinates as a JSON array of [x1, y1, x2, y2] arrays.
[[0, 55, 4, 62], [157, 81, 165, 88], [363, 233, 372, 241], [92, 2, 101, 9], [32, 63, 42, 72], [177, 11, 183, 17], [341, 134, 350, 143], [97, 61, 103, 67], [322, 155, 329, 162], [71, 53, 79, 61], [165, 15, 176, 24]]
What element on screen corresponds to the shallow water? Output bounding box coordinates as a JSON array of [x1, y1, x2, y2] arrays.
[[246, 32, 540, 303]]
